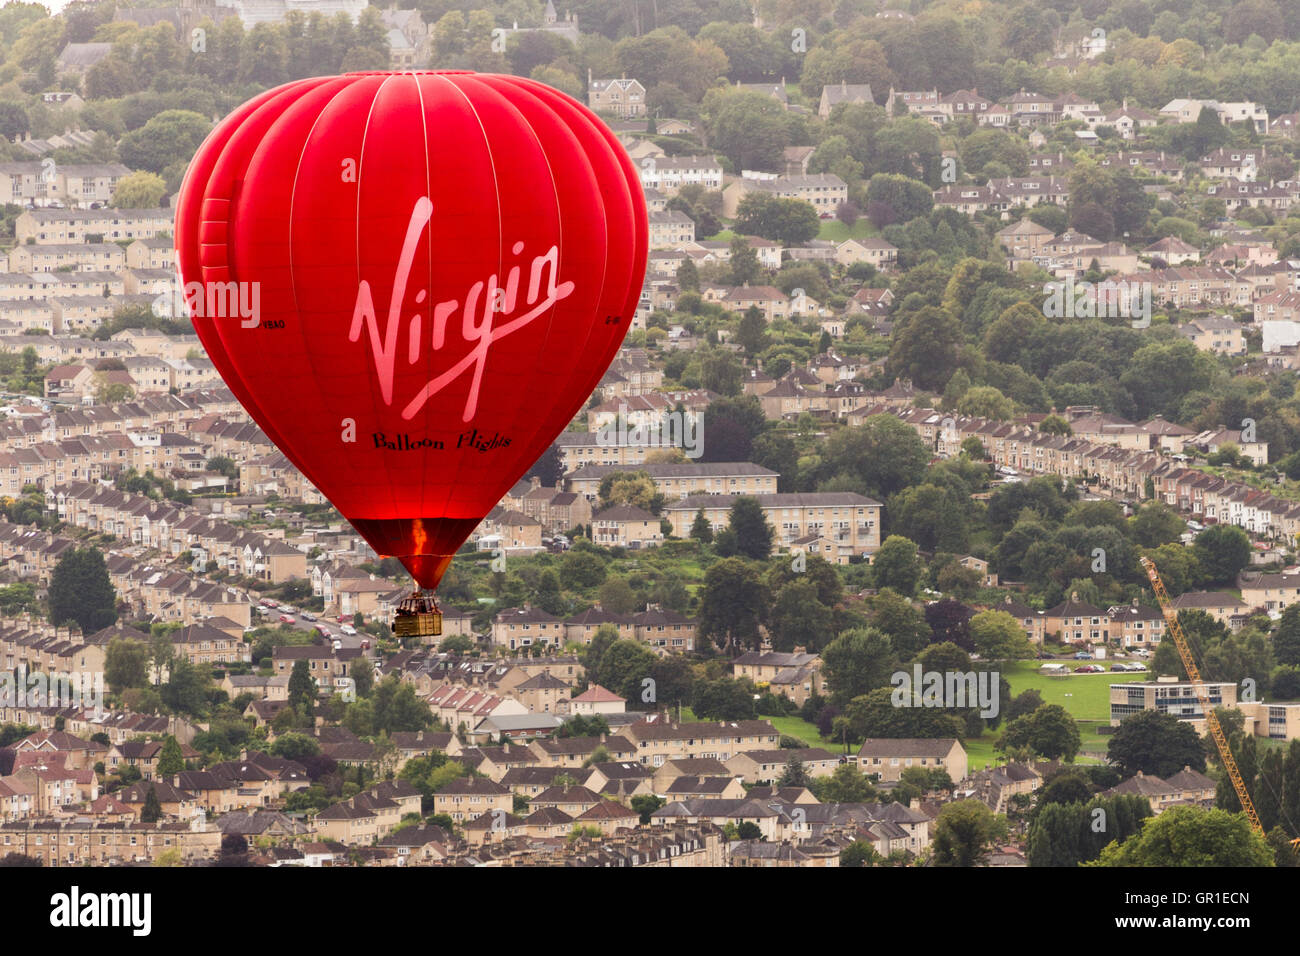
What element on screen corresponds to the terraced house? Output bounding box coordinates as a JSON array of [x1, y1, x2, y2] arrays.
[[621, 718, 781, 767], [665, 493, 882, 560]]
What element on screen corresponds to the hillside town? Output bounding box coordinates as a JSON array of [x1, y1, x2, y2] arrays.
[[0, 0, 1296, 873]]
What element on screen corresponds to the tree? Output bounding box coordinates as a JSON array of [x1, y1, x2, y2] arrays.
[[736, 306, 768, 356], [689, 508, 713, 544], [997, 704, 1080, 761], [704, 89, 794, 174], [140, 785, 163, 824], [1274, 605, 1300, 667], [352, 656, 374, 697], [888, 306, 962, 391], [1006, 689, 1045, 722], [872, 536, 922, 596], [105, 638, 149, 694], [868, 589, 931, 660], [970, 610, 1035, 660], [631, 794, 665, 824], [156, 736, 185, 777], [956, 386, 1015, 420], [675, 257, 699, 292], [560, 550, 607, 589], [1108, 710, 1206, 777], [597, 576, 637, 615], [735, 193, 820, 245], [767, 579, 835, 652], [49, 547, 117, 634], [888, 483, 971, 553], [287, 659, 316, 714], [1037, 772, 1093, 808], [816, 763, 877, 802], [1027, 794, 1153, 867], [822, 628, 896, 703], [1088, 806, 1272, 867], [0, 103, 29, 141], [728, 496, 774, 561], [1039, 414, 1072, 436], [118, 110, 212, 174], [590, 640, 659, 703], [729, 234, 762, 286], [111, 171, 168, 208], [693, 677, 757, 721], [439, 634, 474, 655], [1130, 502, 1186, 548], [524, 444, 564, 486], [1193, 524, 1251, 587], [557, 714, 611, 739], [840, 840, 880, 867], [372, 675, 434, 733], [696, 556, 764, 655], [932, 800, 1007, 867], [817, 414, 930, 499], [865, 173, 933, 224], [842, 687, 965, 742], [598, 471, 662, 512], [777, 756, 809, 787]]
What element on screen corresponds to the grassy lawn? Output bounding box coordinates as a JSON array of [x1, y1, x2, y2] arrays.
[[994, 660, 1150, 765], [679, 660, 1143, 771], [1000, 661, 1146, 721], [767, 715, 856, 755], [728, 661, 1149, 770], [816, 218, 881, 242]]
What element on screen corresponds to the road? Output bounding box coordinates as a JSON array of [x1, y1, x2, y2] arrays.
[[251, 603, 365, 650]]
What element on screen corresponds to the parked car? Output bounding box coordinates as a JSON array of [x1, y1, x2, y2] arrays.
[[278, 614, 295, 624], [340, 624, 357, 636], [337, 615, 350, 624], [1074, 651, 1092, 660], [260, 599, 278, 608], [300, 611, 317, 622], [1076, 664, 1103, 673]]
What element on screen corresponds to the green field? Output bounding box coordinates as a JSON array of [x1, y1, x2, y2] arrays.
[[767, 715, 854, 755], [755, 662, 1147, 772], [687, 658, 1144, 770], [816, 218, 882, 242]]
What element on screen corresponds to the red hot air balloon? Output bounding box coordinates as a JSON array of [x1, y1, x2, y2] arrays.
[[175, 72, 647, 623]]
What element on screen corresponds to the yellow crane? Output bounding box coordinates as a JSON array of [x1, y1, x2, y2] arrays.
[[1139, 556, 1265, 838]]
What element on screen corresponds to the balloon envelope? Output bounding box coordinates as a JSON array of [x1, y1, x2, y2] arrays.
[[175, 72, 647, 589]]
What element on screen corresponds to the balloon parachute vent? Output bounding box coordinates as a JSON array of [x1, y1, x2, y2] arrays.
[[393, 590, 442, 639]]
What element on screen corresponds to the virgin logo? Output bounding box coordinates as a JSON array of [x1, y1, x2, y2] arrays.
[[349, 196, 575, 422]]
